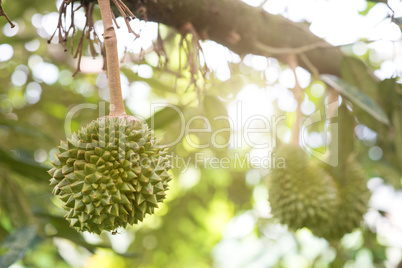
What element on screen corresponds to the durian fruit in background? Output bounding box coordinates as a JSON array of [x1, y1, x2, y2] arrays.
[[268, 144, 339, 234], [315, 160, 371, 241], [49, 116, 172, 234]]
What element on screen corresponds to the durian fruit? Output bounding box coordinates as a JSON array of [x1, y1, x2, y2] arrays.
[[315, 161, 371, 240], [48, 115, 172, 234], [268, 144, 338, 233]]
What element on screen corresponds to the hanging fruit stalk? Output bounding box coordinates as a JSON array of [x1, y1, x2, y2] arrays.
[[288, 54, 303, 145], [98, 0, 125, 116], [49, 0, 172, 235], [268, 54, 370, 241]]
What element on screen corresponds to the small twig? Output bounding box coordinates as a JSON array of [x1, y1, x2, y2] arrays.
[[256, 41, 334, 55], [299, 53, 320, 79], [179, 22, 209, 93], [72, 24, 86, 76], [111, 0, 139, 37], [0, 0, 15, 28], [49, 0, 102, 76], [288, 54, 303, 146], [111, 11, 120, 29], [256, 39, 385, 56], [384, 1, 397, 24], [153, 23, 169, 68]]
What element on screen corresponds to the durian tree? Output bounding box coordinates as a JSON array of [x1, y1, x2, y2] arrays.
[[0, 0, 401, 267]]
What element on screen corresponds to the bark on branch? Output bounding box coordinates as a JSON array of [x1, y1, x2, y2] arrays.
[[126, 0, 345, 76]]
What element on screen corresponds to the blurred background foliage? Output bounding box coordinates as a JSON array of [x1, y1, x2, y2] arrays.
[[0, 0, 402, 267]]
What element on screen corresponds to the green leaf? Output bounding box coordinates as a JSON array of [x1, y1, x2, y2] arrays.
[[0, 225, 9, 244], [0, 119, 54, 141], [359, 1, 377, 16], [34, 213, 138, 257], [203, 95, 231, 146], [0, 226, 37, 268], [121, 67, 175, 95], [320, 74, 390, 125], [378, 78, 401, 118], [35, 213, 102, 253], [146, 106, 183, 130], [371, 159, 402, 188], [393, 111, 402, 164], [341, 56, 378, 99], [0, 147, 50, 183]]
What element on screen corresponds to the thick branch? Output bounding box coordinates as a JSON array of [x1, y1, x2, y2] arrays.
[[98, 0, 126, 116], [126, 0, 345, 76]]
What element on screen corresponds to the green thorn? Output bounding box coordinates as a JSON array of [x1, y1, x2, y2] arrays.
[[48, 167, 57, 177], [126, 171, 137, 181], [78, 212, 89, 223], [84, 163, 97, 174], [120, 194, 130, 205], [74, 160, 86, 170], [95, 146, 105, 157], [82, 195, 91, 204], [53, 169, 64, 180], [136, 193, 145, 205], [74, 200, 85, 211], [111, 204, 119, 216], [85, 203, 95, 214], [60, 185, 73, 193], [137, 201, 147, 214], [120, 182, 135, 192], [62, 165, 74, 175], [139, 175, 149, 185], [119, 205, 129, 215], [70, 181, 84, 192], [146, 195, 158, 207], [112, 191, 122, 203], [70, 218, 80, 227], [133, 166, 141, 175], [68, 148, 78, 158], [105, 162, 113, 170], [102, 151, 111, 161], [57, 151, 70, 162], [150, 173, 162, 184], [49, 178, 59, 186], [64, 196, 75, 208], [82, 183, 92, 194], [96, 157, 105, 167], [59, 194, 70, 202], [90, 154, 100, 164]]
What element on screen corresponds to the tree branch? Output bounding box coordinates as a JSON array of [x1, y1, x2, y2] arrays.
[[125, 0, 345, 76]]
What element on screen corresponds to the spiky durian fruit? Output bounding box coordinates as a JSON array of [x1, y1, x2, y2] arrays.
[[268, 144, 338, 233], [48, 115, 172, 234], [315, 161, 371, 240]]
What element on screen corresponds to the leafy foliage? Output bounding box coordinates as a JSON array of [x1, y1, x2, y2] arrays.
[[0, 0, 401, 267]]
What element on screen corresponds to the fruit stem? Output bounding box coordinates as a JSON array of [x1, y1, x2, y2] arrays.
[[288, 54, 303, 146], [97, 0, 126, 116]]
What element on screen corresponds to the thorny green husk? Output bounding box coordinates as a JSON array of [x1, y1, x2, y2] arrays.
[[49, 116, 172, 234], [268, 144, 370, 240]]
